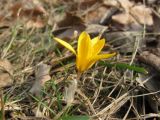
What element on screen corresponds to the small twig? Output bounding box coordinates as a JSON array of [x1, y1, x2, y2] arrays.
[[131, 89, 160, 98], [76, 89, 99, 118], [94, 93, 130, 116], [130, 36, 140, 65], [141, 113, 160, 119], [123, 98, 133, 120]]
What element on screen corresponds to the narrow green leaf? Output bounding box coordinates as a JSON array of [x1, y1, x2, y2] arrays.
[[99, 61, 148, 74], [60, 115, 90, 120]]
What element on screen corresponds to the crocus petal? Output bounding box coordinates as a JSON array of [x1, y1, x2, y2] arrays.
[[85, 52, 116, 70], [54, 37, 76, 55], [84, 60, 97, 71], [93, 52, 116, 61], [92, 39, 105, 55], [77, 32, 91, 57], [76, 32, 91, 71], [91, 36, 99, 46]]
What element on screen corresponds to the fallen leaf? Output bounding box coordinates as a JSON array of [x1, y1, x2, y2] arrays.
[[30, 63, 51, 96], [64, 77, 77, 104], [0, 59, 13, 88], [112, 13, 138, 26], [84, 5, 109, 24], [103, 0, 119, 7], [25, 18, 45, 29], [20, 6, 47, 18], [112, 0, 153, 30], [9, 2, 23, 18], [130, 5, 153, 26], [118, 0, 134, 12], [78, 0, 102, 10], [2, 1, 48, 29], [0, 73, 12, 88], [53, 13, 86, 40], [0, 59, 13, 76], [57, 12, 85, 28]]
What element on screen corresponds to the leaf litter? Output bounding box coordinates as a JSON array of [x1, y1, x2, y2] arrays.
[[0, 0, 160, 119]]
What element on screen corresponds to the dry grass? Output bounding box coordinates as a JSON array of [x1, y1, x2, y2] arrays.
[[0, 25, 144, 119], [0, 0, 159, 120]]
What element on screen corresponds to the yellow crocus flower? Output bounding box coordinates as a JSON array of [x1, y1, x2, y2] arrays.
[[54, 32, 116, 73]]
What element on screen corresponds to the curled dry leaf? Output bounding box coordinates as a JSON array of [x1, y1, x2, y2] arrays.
[[25, 18, 45, 29], [10, 1, 47, 17], [0, 73, 12, 88], [84, 5, 109, 24], [0, 59, 13, 88], [30, 63, 51, 96], [0, 1, 48, 29], [0, 59, 13, 75], [104, 0, 134, 10], [112, 13, 138, 26], [57, 13, 85, 28], [53, 13, 86, 40], [64, 75, 77, 104], [103, 0, 119, 7], [117, 0, 134, 12], [112, 0, 153, 28], [130, 5, 153, 26]]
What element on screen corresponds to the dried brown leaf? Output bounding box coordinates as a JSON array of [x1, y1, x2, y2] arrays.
[[30, 63, 51, 96], [118, 0, 134, 12], [25, 18, 45, 29], [9, 2, 23, 17], [103, 0, 119, 7], [0, 59, 13, 88], [112, 13, 138, 25], [0, 73, 12, 88], [130, 5, 153, 26], [53, 13, 86, 40], [64, 78, 77, 104], [78, 0, 102, 10], [85, 5, 108, 24], [57, 13, 84, 27], [0, 59, 13, 75], [111, 0, 153, 29], [6, 1, 48, 28]]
